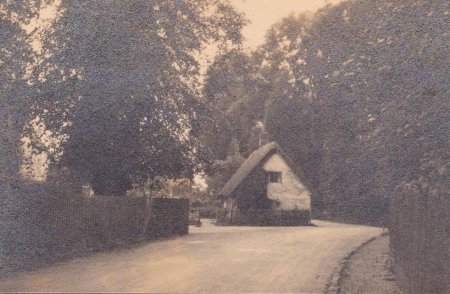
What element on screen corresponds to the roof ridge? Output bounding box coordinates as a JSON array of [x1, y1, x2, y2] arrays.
[[219, 142, 278, 196]]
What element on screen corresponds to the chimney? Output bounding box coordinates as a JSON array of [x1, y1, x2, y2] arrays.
[[259, 131, 270, 146], [254, 121, 270, 147]]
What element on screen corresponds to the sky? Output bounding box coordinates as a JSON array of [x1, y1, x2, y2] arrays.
[[230, 0, 343, 49]]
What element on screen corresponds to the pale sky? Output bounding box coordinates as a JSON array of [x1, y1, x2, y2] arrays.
[[230, 0, 343, 49]]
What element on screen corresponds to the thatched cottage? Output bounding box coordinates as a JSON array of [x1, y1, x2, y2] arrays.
[[217, 142, 311, 226]]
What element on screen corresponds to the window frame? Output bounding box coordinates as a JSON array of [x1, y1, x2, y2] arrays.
[[268, 171, 282, 183]]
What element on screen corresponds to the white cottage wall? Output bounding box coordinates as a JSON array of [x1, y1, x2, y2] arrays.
[[262, 153, 311, 211]]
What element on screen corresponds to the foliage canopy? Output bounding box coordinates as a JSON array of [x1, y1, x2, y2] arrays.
[[39, 0, 246, 195]]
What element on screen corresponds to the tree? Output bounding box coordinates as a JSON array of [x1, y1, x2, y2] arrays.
[[297, 0, 449, 224], [0, 0, 57, 275], [39, 0, 246, 195], [0, 1, 44, 190], [202, 49, 263, 158]]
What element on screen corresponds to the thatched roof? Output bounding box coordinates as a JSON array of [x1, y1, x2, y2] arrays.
[[219, 142, 279, 196]]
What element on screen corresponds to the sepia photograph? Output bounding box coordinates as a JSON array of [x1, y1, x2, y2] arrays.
[[0, 0, 448, 293]]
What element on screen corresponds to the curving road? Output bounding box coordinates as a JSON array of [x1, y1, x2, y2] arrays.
[[0, 220, 382, 293]]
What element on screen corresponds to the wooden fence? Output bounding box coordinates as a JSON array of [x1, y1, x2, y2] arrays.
[[0, 190, 189, 276], [29, 195, 189, 251], [389, 184, 449, 293], [73, 195, 188, 247]]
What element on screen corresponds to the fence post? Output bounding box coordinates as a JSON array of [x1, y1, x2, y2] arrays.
[[82, 184, 93, 198], [140, 191, 153, 240], [81, 186, 94, 250]]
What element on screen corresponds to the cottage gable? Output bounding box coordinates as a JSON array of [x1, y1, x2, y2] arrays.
[[263, 153, 310, 210]]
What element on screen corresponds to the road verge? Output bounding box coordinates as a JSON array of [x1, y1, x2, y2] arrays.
[[324, 232, 386, 294]]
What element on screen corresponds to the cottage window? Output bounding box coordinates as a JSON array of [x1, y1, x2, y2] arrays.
[[268, 171, 282, 183]]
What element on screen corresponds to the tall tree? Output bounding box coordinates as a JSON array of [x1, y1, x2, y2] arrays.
[[201, 14, 312, 159], [39, 0, 246, 195], [251, 14, 323, 207], [0, 0, 43, 190], [202, 49, 263, 158], [298, 0, 449, 224], [0, 0, 53, 276]]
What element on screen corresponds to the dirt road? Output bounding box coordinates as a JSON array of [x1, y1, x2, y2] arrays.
[[0, 220, 382, 293]]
